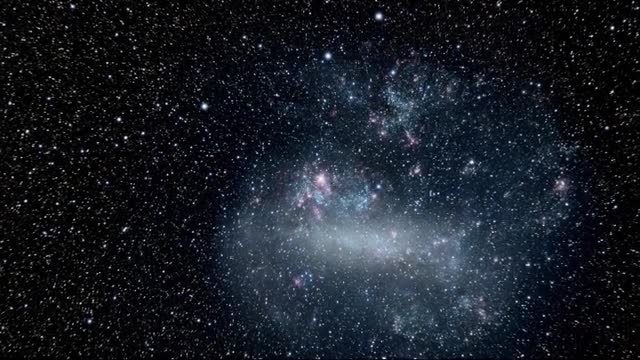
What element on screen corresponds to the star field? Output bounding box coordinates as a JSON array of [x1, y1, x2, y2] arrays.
[[3, 1, 639, 358]]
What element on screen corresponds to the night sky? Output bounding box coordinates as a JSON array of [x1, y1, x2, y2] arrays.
[[3, 1, 639, 358]]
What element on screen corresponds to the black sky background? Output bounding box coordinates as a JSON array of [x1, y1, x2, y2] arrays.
[[2, 0, 638, 358]]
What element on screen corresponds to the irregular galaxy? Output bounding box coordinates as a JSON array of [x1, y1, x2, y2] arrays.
[[229, 62, 581, 358]]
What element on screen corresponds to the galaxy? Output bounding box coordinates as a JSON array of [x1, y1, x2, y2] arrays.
[[3, 1, 638, 359]]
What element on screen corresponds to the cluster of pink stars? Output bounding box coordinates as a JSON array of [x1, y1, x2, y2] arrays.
[[294, 169, 335, 220], [314, 173, 331, 194], [409, 163, 422, 177], [404, 130, 419, 147], [553, 177, 569, 193]]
